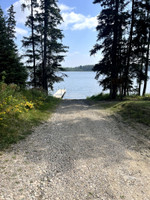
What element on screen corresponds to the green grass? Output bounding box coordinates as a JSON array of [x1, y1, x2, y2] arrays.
[[88, 93, 150, 127], [87, 93, 111, 101], [0, 85, 60, 151], [101, 100, 150, 128]]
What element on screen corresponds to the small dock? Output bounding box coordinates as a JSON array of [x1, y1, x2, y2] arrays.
[[53, 89, 66, 99]]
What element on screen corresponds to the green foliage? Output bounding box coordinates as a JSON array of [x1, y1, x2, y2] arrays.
[[0, 82, 60, 150], [22, 0, 68, 91], [107, 100, 150, 128], [0, 6, 27, 86], [90, 93, 150, 129], [91, 0, 129, 99], [22, 0, 39, 88], [91, 0, 150, 98], [123, 94, 150, 101], [87, 93, 111, 101]]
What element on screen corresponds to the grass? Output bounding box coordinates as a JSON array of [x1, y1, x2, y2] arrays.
[[0, 84, 60, 150], [87, 93, 112, 101], [88, 93, 150, 127], [104, 101, 150, 126]]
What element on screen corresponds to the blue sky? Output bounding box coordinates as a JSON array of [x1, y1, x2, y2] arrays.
[[0, 0, 101, 67]]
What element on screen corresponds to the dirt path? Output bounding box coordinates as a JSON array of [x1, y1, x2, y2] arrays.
[[0, 100, 150, 200]]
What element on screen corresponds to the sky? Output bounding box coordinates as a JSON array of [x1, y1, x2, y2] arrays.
[[0, 0, 102, 67]]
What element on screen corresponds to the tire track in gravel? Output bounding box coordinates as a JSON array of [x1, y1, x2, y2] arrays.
[[0, 99, 150, 200]]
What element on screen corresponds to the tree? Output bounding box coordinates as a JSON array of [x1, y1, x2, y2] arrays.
[[36, 0, 68, 91], [124, 0, 135, 96], [7, 5, 16, 48], [22, 0, 68, 92], [131, 0, 149, 95], [22, 0, 39, 88], [91, 0, 129, 99], [142, 0, 150, 96], [0, 6, 27, 86]]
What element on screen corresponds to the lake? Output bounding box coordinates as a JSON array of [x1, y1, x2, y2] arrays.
[[52, 71, 150, 99]]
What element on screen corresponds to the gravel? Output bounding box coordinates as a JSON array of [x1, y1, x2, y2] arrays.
[[0, 99, 150, 200]]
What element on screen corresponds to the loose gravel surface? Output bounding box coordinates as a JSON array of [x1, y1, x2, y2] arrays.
[[0, 100, 150, 200]]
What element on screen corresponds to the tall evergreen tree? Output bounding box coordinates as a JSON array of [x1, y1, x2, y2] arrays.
[[22, 0, 39, 88], [36, 0, 68, 91], [124, 0, 135, 96], [131, 0, 149, 95], [22, 0, 67, 92], [91, 0, 128, 99], [142, 0, 150, 95], [7, 5, 16, 48], [0, 6, 27, 86]]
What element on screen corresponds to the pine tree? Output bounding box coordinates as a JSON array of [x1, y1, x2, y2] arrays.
[[124, 0, 135, 96], [132, 0, 149, 95], [36, 0, 68, 92], [91, 0, 129, 99], [0, 6, 27, 86], [142, 0, 150, 96], [22, 0, 39, 88]]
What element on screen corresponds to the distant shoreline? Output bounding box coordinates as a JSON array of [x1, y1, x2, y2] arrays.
[[63, 65, 150, 72], [63, 70, 93, 72], [63, 65, 94, 72]]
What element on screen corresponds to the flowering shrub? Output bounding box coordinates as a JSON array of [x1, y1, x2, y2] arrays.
[[0, 82, 59, 150], [0, 83, 48, 126]]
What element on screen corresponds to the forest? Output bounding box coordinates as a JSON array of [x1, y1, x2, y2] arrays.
[[0, 1, 150, 197], [0, 0, 150, 98], [64, 65, 94, 71], [0, 0, 68, 93], [0, 0, 66, 149], [91, 0, 150, 99]]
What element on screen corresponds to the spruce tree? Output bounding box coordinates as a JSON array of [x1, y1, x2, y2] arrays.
[[132, 0, 149, 95], [142, 0, 150, 96], [36, 0, 68, 92], [0, 6, 27, 86], [91, 0, 128, 99], [124, 0, 135, 96], [22, 0, 39, 88]]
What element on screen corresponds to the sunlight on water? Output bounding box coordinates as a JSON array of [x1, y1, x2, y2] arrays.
[[52, 71, 150, 99]]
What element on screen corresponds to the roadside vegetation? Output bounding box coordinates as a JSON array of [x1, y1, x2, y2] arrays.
[[88, 93, 150, 128], [0, 82, 60, 150], [0, 2, 64, 151], [91, 0, 150, 99]]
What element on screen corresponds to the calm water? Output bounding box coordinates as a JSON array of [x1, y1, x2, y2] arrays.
[[52, 71, 150, 99]]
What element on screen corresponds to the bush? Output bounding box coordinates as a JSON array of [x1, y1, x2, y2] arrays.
[[0, 83, 60, 150], [87, 93, 111, 101]]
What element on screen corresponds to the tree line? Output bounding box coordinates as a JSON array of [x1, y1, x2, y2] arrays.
[[0, 0, 67, 92], [91, 0, 150, 99], [0, 0, 150, 98], [64, 65, 94, 71], [0, 5, 27, 86]]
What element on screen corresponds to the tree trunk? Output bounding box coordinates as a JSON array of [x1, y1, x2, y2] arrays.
[[43, 0, 48, 92], [143, 2, 150, 96], [111, 0, 119, 99], [138, 50, 144, 96], [31, 0, 36, 88], [143, 34, 150, 96], [124, 0, 135, 96]]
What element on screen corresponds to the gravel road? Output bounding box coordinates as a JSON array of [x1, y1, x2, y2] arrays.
[[0, 100, 150, 200]]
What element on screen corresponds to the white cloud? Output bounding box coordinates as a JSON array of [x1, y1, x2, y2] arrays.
[[13, 0, 30, 24], [61, 12, 97, 31], [13, 0, 97, 31], [58, 4, 75, 12], [61, 12, 85, 29], [72, 16, 98, 30], [15, 27, 28, 36]]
